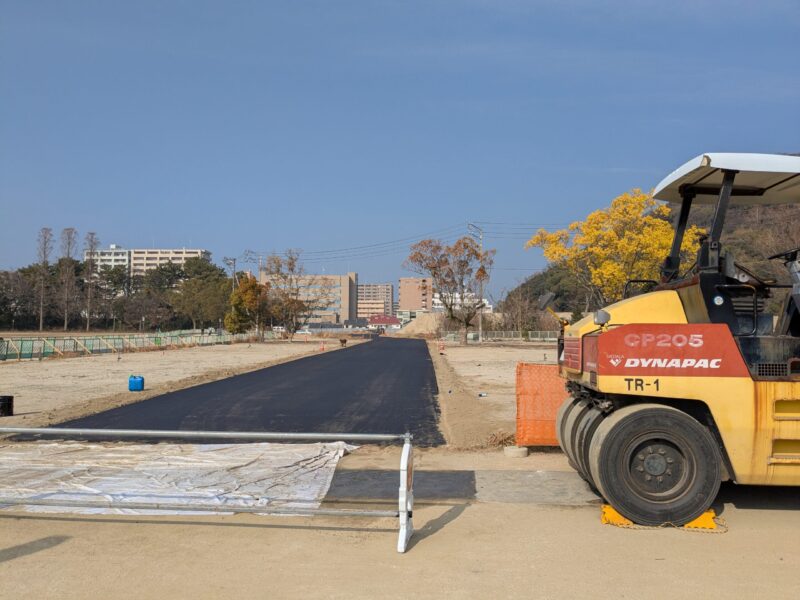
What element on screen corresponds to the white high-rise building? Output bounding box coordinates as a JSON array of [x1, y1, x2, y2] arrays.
[[83, 244, 130, 272], [432, 292, 493, 313], [84, 245, 211, 277], [129, 248, 211, 277]]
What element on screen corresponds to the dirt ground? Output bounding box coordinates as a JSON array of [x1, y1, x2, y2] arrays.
[[1, 339, 799, 598], [1, 446, 798, 599], [0, 341, 349, 427], [431, 342, 556, 448]]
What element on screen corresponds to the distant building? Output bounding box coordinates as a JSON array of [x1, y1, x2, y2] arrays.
[[84, 245, 211, 278], [358, 299, 389, 319], [357, 283, 394, 318], [129, 248, 211, 278], [260, 271, 358, 324], [396, 309, 427, 324], [432, 291, 493, 314], [398, 277, 432, 311], [367, 314, 401, 330], [84, 244, 130, 272]]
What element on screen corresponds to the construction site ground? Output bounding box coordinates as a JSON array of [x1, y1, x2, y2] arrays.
[[0, 341, 338, 428], [2, 445, 798, 599], [430, 341, 556, 448], [1, 340, 799, 598]]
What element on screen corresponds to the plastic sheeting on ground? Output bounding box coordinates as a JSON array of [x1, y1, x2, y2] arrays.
[[0, 441, 354, 515]]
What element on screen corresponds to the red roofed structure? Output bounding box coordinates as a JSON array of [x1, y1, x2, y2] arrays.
[[367, 315, 401, 328]]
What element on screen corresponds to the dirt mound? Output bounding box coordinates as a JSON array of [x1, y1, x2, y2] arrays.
[[397, 312, 443, 337]]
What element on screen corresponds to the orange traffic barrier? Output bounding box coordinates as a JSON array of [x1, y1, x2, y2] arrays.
[[515, 363, 569, 446]]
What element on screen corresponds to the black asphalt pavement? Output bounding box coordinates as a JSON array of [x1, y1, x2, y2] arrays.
[[62, 337, 444, 445]]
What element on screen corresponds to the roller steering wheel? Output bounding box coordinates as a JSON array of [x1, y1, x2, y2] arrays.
[[768, 246, 800, 262]]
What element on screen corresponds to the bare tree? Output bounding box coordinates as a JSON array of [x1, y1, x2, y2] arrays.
[[262, 250, 334, 340], [0, 270, 36, 329], [36, 227, 54, 331], [83, 232, 100, 331], [405, 236, 495, 344], [58, 227, 79, 331]]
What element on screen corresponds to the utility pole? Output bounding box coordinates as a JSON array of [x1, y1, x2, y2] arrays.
[[467, 223, 484, 343], [223, 257, 237, 292]]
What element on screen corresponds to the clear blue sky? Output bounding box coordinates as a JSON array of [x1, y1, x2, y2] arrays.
[[2, 1, 798, 298]]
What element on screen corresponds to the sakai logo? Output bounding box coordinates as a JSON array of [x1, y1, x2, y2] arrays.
[[624, 357, 722, 369], [608, 355, 624, 367]]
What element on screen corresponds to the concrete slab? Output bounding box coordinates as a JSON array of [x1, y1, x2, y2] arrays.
[[326, 468, 601, 506], [475, 470, 601, 505]]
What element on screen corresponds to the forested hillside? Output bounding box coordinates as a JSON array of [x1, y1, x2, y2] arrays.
[[505, 203, 800, 315]]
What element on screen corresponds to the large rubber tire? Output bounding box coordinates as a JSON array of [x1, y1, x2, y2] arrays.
[[562, 399, 591, 469], [556, 397, 580, 470], [588, 404, 721, 526], [555, 397, 576, 451], [573, 407, 604, 487]]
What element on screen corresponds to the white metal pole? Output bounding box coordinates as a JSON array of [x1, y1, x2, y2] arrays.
[[397, 432, 414, 553]]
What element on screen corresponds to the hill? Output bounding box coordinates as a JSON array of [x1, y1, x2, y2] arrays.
[[504, 203, 800, 315]]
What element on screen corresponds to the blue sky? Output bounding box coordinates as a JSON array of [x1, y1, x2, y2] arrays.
[[1, 0, 798, 298]]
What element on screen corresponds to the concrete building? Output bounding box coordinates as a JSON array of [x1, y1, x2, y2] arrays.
[[432, 291, 493, 314], [357, 283, 394, 318], [84, 245, 211, 277], [396, 309, 427, 325], [130, 248, 211, 277], [260, 271, 358, 324], [398, 277, 432, 311], [84, 244, 130, 272], [358, 300, 389, 319]]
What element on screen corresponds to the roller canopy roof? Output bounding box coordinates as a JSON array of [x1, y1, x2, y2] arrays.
[[653, 153, 800, 205]]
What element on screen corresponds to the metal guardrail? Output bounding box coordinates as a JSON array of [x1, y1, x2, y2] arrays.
[[0, 427, 415, 553], [526, 330, 559, 343], [441, 330, 559, 343], [0, 331, 268, 361]]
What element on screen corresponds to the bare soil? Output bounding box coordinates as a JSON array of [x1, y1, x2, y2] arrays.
[[1, 474, 798, 599], [1, 339, 799, 598], [430, 342, 556, 448]]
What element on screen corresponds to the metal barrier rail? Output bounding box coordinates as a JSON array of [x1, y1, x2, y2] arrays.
[[0, 427, 415, 553], [440, 330, 559, 343]]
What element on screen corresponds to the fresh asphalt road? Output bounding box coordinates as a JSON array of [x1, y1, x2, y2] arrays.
[[62, 337, 444, 445]]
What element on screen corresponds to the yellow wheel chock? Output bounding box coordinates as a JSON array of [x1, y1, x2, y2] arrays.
[[600, 504, 718, 530]]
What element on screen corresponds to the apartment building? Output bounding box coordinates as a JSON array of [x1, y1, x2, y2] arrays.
[[357, 283, 394, 318], [130, 248, 211, 277], [260, 271, 358, 324], [398, 277, 432, 311], [83, 244, 130, 272], [84, 245, 211, 277]]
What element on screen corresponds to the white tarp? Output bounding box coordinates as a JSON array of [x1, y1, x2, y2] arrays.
[[0, 441, 354, 515]]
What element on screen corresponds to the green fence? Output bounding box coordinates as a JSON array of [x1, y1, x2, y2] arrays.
[[0, 331, 265, 361]]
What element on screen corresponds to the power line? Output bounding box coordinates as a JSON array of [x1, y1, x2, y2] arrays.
[[490, 267, 548, 272], [303, 224, 465, 255], [302, 233, 466, 263], [473, 221, 570, 228], [251, 224, 466, 260]]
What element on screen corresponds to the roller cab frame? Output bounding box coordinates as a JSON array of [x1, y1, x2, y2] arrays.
[[556, 153, 800, 525]]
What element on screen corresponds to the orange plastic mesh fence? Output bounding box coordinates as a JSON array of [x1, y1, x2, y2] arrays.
[[515, 363, 569, 446]]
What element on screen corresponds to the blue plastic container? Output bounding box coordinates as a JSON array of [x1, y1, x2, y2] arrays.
[[128, 375, 145, 392]]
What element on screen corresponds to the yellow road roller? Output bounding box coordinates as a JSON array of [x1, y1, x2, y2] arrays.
[[556, 153, 800, 525]]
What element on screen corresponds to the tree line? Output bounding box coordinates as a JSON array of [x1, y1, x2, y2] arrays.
[[0, 228, 333, 336]]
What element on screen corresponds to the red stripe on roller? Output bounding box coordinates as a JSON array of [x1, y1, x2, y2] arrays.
[[597, 324, 749, 377]]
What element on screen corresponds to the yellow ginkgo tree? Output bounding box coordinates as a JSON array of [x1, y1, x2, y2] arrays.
[[526, 189, 703, 307]]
